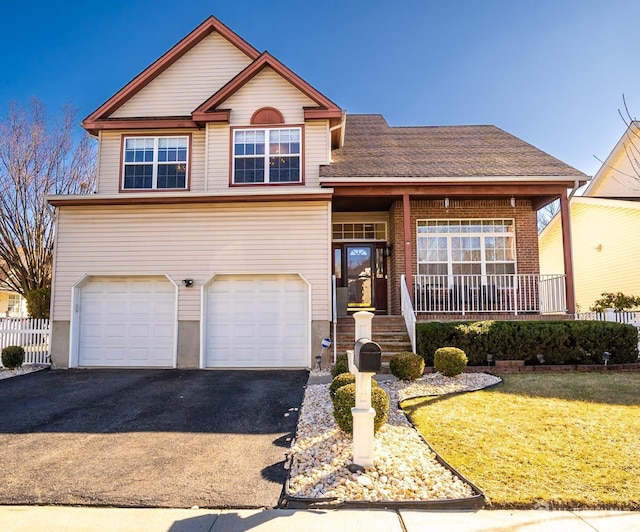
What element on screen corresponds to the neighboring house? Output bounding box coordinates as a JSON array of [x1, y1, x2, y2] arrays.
[[540, 122, 640, 311], [0, 269, 27, 318], [0, 290, 26, 318], [48, 16, 586, 370]]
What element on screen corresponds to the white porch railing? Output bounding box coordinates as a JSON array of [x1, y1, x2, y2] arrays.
[[414, 274, 567, 315], [0, 318, 51, 365], [400, 275, 417, 352], [331, 274, 337, 364]]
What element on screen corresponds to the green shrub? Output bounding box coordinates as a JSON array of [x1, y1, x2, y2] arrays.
[[590, 292, 640, 312], [434, 347, 468, 377], [330, 372, 355, 399], [389, 352, 425, 381], [332, 382, 389, 434], [331, 353, 350, 378], [26, 287, 50, 319], [417, 320, 639, 365], [2, 345, 25, 369], [329, 372, 379, 399]]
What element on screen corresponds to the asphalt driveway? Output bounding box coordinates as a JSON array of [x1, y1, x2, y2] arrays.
[[0, 369, 307, 508]]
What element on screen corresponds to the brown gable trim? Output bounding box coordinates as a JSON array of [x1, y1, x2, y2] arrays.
[[82, 16, 260, 126], [48, 192, 333, 207], [83, 118, 200, 133], [191, 51, 341, 120], [304, 108, 344, 120]]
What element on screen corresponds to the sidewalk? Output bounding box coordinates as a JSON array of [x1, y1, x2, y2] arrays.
[[2, 506, 640, 532]]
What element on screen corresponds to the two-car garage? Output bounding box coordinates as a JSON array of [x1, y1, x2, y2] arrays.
[[74, 274, 310, 369]]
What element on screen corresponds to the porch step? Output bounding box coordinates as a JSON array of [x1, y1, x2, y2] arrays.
[[332, 316, 414, 373]]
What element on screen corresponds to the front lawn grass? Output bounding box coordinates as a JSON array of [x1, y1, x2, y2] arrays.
[[402, 373, 640, 509]]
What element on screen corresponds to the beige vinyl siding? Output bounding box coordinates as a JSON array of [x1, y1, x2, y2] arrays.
[[304, 122, 331, 187], [109, 33, 251, 118], [540, 198, 640, 310], [205, 124, 230, 189], [96, 130, 205, 194], [52, 202, 331, 321], [223, 67, 317, 125]]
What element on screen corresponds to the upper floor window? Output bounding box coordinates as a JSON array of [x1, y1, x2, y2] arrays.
[[233, 127, 301, 184], [123, 136, 189, 190]]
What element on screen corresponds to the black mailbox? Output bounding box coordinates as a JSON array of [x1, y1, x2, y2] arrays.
[[354, 338, 382, 373]]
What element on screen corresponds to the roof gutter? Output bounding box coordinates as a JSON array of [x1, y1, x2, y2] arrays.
[[320, 175, 588, 185]]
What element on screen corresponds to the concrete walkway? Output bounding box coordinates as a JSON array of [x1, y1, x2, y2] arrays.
[[2, 506, 640, 531]]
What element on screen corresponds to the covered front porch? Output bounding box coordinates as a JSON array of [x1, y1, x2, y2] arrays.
[[329, 191, 577, 322]]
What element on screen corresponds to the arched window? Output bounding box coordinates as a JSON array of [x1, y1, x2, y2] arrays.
[[250, 107, 285, 125]]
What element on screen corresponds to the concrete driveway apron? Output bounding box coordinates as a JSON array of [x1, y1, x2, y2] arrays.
[[0, 369, 307, 508]]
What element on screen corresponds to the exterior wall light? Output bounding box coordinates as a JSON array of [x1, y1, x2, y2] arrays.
[[182, 279, 194, 288]]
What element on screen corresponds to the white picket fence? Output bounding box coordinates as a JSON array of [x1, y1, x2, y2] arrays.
[[575, 310, 640, 326], [0, 318, 51, 366]]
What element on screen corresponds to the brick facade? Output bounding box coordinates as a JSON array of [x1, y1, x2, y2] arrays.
[[389, 198, 539, 315]]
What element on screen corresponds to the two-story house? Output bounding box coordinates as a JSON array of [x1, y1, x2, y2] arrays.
[[48, 16, 586, 369]]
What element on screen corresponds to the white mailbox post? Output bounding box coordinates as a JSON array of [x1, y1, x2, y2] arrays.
[[346, 311, 381, 468]]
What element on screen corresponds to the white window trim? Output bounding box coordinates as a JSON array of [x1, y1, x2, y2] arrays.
[[232, 127, 302, 184], [416, 219, 517, 281], [331, 221, 388, 241], [122, 136, 189, 190]]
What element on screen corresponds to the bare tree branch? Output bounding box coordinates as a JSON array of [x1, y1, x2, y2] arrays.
[[0, 98, 96, 301], [537, 199, 560, 233]]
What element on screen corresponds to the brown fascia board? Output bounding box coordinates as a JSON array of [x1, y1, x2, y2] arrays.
[[82, 16, 260, 127], [47, 192, 333, 207], [191, 51, 342, 122], [323, 180, 587, 197], [83, 117, 200, 135]]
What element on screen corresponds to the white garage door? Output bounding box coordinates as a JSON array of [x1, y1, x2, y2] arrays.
[[205, 274, 309, 368], [78, 276, 176, 367]]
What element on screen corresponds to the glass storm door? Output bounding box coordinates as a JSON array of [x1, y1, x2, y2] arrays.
[[346, 245, 374, 309]]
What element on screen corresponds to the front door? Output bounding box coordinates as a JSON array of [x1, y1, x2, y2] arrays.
[[333, 243, 388, 314]]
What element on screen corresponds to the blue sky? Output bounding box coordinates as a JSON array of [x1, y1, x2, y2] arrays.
[[2, 0, 639, 177]]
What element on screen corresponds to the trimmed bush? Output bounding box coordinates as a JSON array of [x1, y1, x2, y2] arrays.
[[331, 353, 350, 378], [330, 372, 356, 399], [332, 382, 389, 434], [389, 352, 425, 381], [434, 347, 468, 377], [417, 320, 639, 366], [329, 372, 379, 400], [2, 345, 25, 369], [26, 287, 50, 319]]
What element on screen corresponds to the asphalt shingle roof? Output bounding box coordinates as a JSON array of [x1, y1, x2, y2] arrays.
[[319, 114, 586, 179]]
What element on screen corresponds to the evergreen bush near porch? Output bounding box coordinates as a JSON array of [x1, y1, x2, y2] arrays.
[[416, 320, 639, 366]]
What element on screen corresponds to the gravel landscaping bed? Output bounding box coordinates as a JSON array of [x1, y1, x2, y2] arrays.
[[286, 371, 501, 505], [0, 364, 49, 380]]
